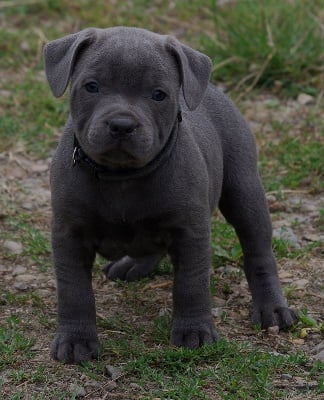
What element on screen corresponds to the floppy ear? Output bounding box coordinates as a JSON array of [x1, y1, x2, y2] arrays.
[[44, 28, 97, 97], [165, 37, 212, 110]]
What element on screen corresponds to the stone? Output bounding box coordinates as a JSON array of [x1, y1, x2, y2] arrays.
[[69, 383, 86, 398], [281, 373, 293, 380], [30, 163, 49, 173], [211, 307, 223, 318], [272, 226, 301, 249], [105, 381, 118, 390], [35, 289, 52, 297], [158, 307, 171, 317], [297, 93, 315, 105], [293, 279, 309, 289], [267, 326, 279, 334], [303, 233, 321, 242], [314, 349, 324, 362], [0, 265, 9, 272], [130, 382, 141, 390], [16, 274, 36, 283], [13, 282, 29, 291], [3, 240, 23, 254], [213, 297, 227, 307], [21, 202, 34, 210], [301, 202, 318, 212], [311, 342, 324, 355], [266, 194, 276, 204], [279, 271, 293, 279], [20, 41, 30, 52], [0, 90, 11, 98], [12, 266, 27, 276], [224, 265, 241, 274], [105, 365, 121, 380]]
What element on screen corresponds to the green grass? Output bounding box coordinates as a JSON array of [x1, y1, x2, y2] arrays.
[[1, 302, 322, 399], [0, 1, 323, 399], [202, 0, 324, 95], [259, 132, 324, 193], [1, 291, 45, 308], [1, 0, 323, 156], [125, 343, 305, 399], [211, 213, 305, 269], [0, 77, 68, 155], [1, 213, 51, 271], [211, 216, 243, 267], [0, 315, 36, 370], [78, 336, 321, 400]]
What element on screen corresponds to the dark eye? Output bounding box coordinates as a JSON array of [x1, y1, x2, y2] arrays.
[[85, 81, 99, 93], [151, 89, 166, 101]]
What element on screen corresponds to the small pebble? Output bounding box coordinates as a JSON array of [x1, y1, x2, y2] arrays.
[[105, 365, 121, 380], [301, 202, 318, 212], [130, 382, 141, 390], [267, 326, 279, 334], [314, 349, 324, 362], [20, 41, 30, 52], [217, 265, 242, 274], [281, 373, 293, 380], [3, 240, 23, 255], [158, 307, 171, 317], [311, 342, 324, 355], [69, 383, 86, 398], [297, 93, 315, 105], [0, 265, 9, 272], [211, 307, 223, 318], [272, 227, 300, 249], [224, 265, 241, 274], [12, 266, 27, 276], [13, 282, 29, 291], [21, 202, 34, 210], [106, 381, 118, 390], [293, 279, 309, 289], [15, 274, 35, 283]]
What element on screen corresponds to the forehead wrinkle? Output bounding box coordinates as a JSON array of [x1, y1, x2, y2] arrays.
[[74, 31, 179, 89], [85, 56, 172, 89]]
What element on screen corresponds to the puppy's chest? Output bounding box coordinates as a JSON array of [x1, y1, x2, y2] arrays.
[[96, 220, 171, 260], [94, 182, 174, 259]]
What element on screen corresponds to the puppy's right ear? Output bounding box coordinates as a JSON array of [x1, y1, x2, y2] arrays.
[[44, 28, 97, 97]]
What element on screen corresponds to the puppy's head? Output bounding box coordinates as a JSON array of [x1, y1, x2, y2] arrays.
[[44, 27, 212, 169]]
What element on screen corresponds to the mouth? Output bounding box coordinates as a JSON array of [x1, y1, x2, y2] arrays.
[[94, 149, 146, 169]]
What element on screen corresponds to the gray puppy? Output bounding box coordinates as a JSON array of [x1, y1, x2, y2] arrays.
[[44, 27, 297, 363]]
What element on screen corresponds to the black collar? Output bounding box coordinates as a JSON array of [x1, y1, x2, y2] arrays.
[[72, 109, 182, 181]]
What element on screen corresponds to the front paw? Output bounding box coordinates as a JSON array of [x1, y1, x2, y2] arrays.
[[171, 315, 218, 349], [51, 324, 99, 364], [252, 304, 298, 330]]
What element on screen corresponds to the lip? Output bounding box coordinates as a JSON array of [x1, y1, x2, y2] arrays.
[[95, 149, 145, 168]]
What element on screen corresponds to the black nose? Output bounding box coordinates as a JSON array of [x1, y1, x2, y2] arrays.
[[109, 117, 138, 138]]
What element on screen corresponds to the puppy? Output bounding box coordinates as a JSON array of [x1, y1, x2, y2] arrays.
[[44, 27, 297, 363]]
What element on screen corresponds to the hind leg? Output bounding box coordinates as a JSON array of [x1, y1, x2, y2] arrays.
[[219, 174, 297, 329], [103, 254, 162, 282]]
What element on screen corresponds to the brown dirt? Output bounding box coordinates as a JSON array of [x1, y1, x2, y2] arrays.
[[0, 95, 323, 399]]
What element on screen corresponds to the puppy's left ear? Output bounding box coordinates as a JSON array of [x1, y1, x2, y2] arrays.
[[166, 37, 212, 110]]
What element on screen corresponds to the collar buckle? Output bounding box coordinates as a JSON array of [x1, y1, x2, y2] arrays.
[[72, 146, 78, 167]]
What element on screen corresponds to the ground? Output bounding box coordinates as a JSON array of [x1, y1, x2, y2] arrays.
[[0, 1, 323, 398], [0, 94, 323, 399]]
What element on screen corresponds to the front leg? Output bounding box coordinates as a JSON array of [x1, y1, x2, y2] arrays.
[[169, 227, 218, 349], [51, 221, 98, 363]]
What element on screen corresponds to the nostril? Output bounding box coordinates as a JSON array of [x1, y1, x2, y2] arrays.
[[109, 117, 138, 137]]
